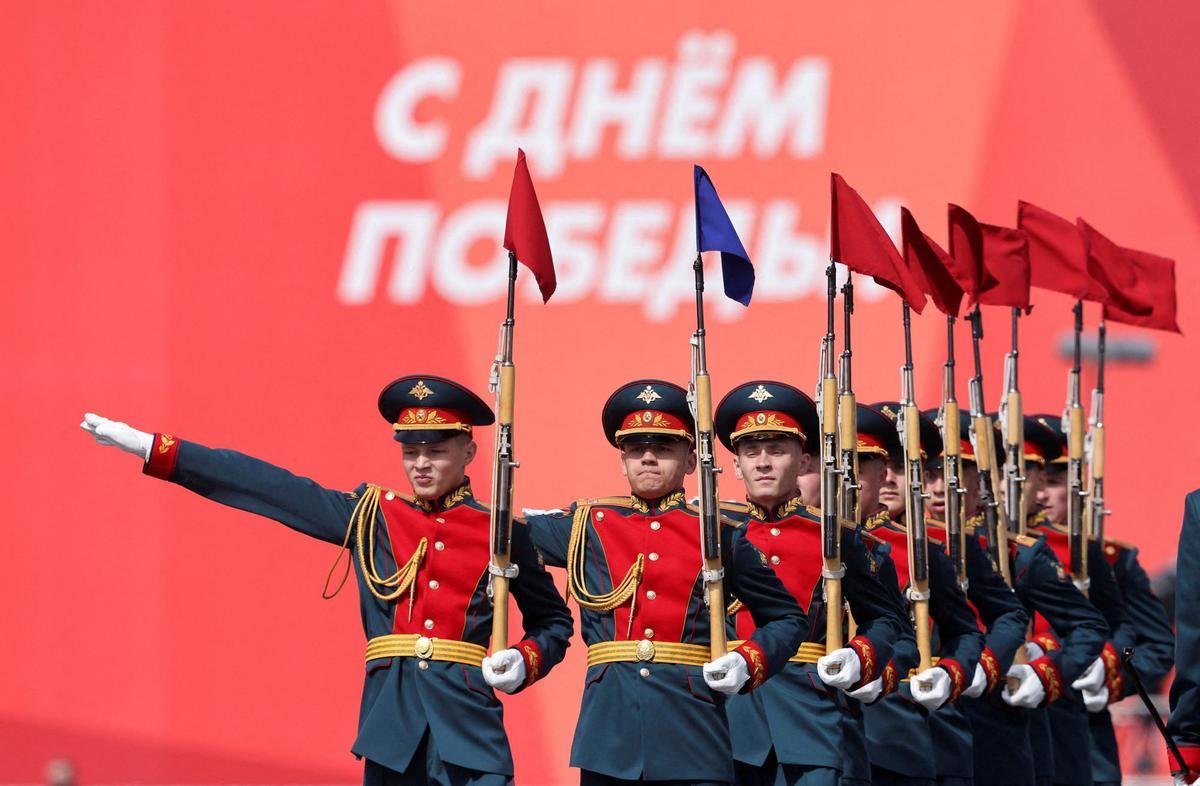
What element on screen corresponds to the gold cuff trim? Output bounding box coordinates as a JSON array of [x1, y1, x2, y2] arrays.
[[586, 640, 709, 667], [365, 634, 486, 666]]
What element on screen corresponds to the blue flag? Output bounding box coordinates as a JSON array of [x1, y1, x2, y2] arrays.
[[694, 165, 754, 305]]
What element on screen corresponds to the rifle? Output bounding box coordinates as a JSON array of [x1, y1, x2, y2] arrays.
[[966, 307, 1011, 583], [1063, 301, 1090, 590], [488, 252, 522, 657], [1086, 319, 1109, 546], [838, 274, 860, 528], [999, 308, 1027, 536], [817, 262, 844, 654], [938, 314, 968, 590], [687, 254, 727, 660], [898, 304, 933, 673]]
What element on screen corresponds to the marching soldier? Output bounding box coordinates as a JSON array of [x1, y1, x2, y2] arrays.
[[861, 403, 984, 786], [941, 414, 1108, 786], [1032, 413, 1171, 786], [1012, 416, 1127, 786], [714, 381, 910, 786], [522, 379, 807, 786], [1169, 489, 1200, 785], [80, 375, 574, 786]]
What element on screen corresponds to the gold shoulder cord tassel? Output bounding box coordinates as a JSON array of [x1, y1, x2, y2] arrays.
[[322, 484, 428, 607], [567, 502, 645, 624]]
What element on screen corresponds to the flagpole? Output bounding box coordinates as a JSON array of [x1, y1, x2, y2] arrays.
[[688, 252, 727, 660], [939, 314, 968, 590], [899, 302, 933, 675], [817, 262, 844, 655], [488, 251, 520, 658], [999, 307, 1026, 537], [1086, 318, 1108, 545]]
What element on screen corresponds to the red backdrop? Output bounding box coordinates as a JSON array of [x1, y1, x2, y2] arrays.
[[2, 2, 1195, 782]]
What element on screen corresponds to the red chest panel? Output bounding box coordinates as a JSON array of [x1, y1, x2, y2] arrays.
[[735, 517, 823, 639], [592, 506, 702, 642], [870, 525, 912, 590], [378, 497, 492, 639]]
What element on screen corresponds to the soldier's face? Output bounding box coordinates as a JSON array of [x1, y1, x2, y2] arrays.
[[619, 439, 696, 499], [1024, 463, 1044, 517], [1037, 467, 1068, 524], [732, 436, 811, 507], [857, 455, 886, 521], [796, 456, 820, 507], [401, 435, 476, 499], [960, 461, 980, 517], [925, 464, 946, 520], [880, 456, 905, 517]]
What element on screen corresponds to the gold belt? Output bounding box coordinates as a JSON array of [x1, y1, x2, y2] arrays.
[[587, 639, 710, 667], [365, 634, 486, 666], [729, 640, 826, 664]]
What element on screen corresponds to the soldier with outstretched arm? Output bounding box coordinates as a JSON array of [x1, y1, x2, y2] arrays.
[[81, 375, 573, 786], [522, 380, 807, 786], [714, 381, 909, 786]]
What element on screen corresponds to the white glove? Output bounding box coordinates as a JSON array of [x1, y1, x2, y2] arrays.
[[1081, 685, 1109, 712], [1071, 656, 1106, 693], [1173, 771, 1199, 786], [847, 676, 884, 703], [81, 413, 153, 460], [911, 666, 952, 710], [1024, 641, 1046, 661], [480, 649, 526, 694], [1002, 663, 1046, 709], [704, 651, 751, 694], [963, 663, 989, 699], [816, 647, 863, 690]]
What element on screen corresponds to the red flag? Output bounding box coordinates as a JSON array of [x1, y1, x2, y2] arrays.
[[502, 149, 556, 302], [1077, 220, 1155, 317], [830, 173, 926, 313], [946, 204, 993, 299], [901, 207, 963, 317], [1018, 201, 1105, 301], [948, 204, 1030, 311], [1103, 250, 1181, 333]]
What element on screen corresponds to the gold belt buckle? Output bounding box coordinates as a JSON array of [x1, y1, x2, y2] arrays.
[[415, 636, 434, 660], [636, 639, 656, 662]]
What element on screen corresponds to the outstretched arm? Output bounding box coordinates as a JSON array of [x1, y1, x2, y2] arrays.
[[82, 413, 356, 545]]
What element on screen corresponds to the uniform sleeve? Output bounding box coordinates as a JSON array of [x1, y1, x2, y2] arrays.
[[1015, 539, 1109, 701], [1085, 539, 1133, 700], [928, 545, 984, 699], [522, 504, 575, 568], [144, 435, 356, 545], [1168, 490, 1200, 766], [964, 534, 1029, 685], [841, 528, 906, 685], [1114, 547, 1174, 697], [723, 525, 807, 690], [866, 539, 917, 698], [505, 521, 573, 691]]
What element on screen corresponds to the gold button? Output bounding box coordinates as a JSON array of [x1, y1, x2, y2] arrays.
[[650, 521, 661, 530], [428, 580, 439, 589], [649, 552, 659, 561], [644, 628, 654, 638], [385, 491, 395, 501], [417, 660, 429, 670], [436, 517, 446, 524], [646, 590, 657, 600], [770, 555, 781, 565], [639, 667, 650, 678], [414, 636, 434, 658], [770, 527, 780, 536], [596, 511, 605, 521], [434, 542, 445, 551], [423, 619, 434, 630]]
